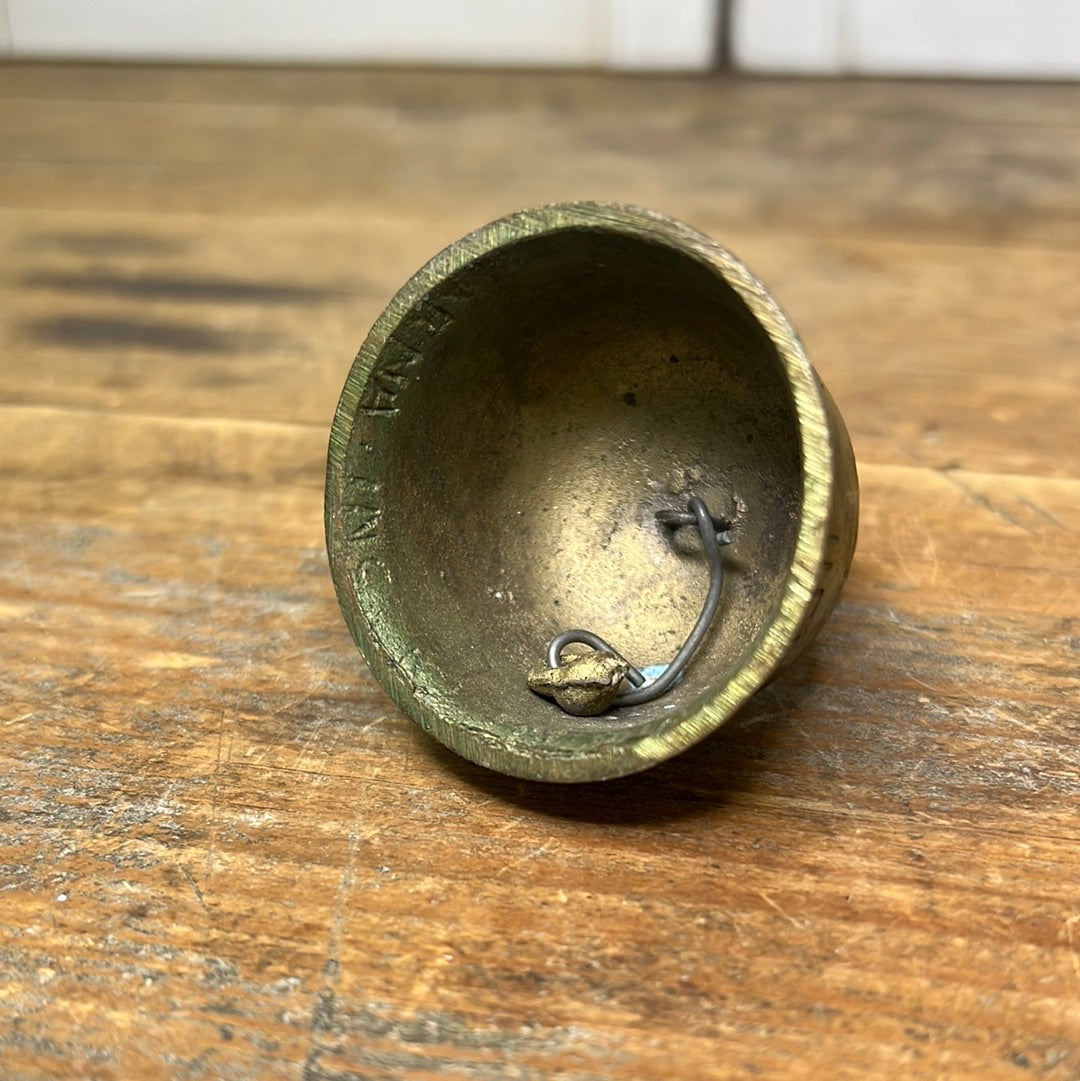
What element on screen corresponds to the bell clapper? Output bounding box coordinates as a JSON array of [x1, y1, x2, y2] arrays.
[[527, 496, 732, 716]]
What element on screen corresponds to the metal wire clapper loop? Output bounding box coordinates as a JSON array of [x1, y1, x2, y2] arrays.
[[544, 496, 731, 708]]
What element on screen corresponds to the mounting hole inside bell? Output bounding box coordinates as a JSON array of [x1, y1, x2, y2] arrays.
[[332, 211, 818, 778]]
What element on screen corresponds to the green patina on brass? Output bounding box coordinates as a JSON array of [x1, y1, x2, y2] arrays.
[[325, 203, 858, 782]]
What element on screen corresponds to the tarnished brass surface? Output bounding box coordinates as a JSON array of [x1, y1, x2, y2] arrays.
[[326, 203, 858, 782]]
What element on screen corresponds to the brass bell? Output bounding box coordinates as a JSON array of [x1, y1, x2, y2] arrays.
[[326, 203, 858, 782]]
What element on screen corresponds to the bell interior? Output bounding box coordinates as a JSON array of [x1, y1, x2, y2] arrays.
[[373, 227, 803, 752]]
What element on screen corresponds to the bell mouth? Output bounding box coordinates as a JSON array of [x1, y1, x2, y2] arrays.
[[327, 203, 855, 782]]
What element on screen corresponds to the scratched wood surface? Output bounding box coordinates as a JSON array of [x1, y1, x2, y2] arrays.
[[1, 63, 1078, 1080]]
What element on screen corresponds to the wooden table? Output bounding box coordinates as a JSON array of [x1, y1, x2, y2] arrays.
[[1, 64, 1078, 1080]]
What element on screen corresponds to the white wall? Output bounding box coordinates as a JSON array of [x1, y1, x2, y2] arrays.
[[733, 0, 1080, 79], [0, 0, 719, 71], [6, 1, 1077, 79]]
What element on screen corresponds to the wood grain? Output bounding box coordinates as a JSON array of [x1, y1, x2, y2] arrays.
[[0, 64, 1078, 1080]]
